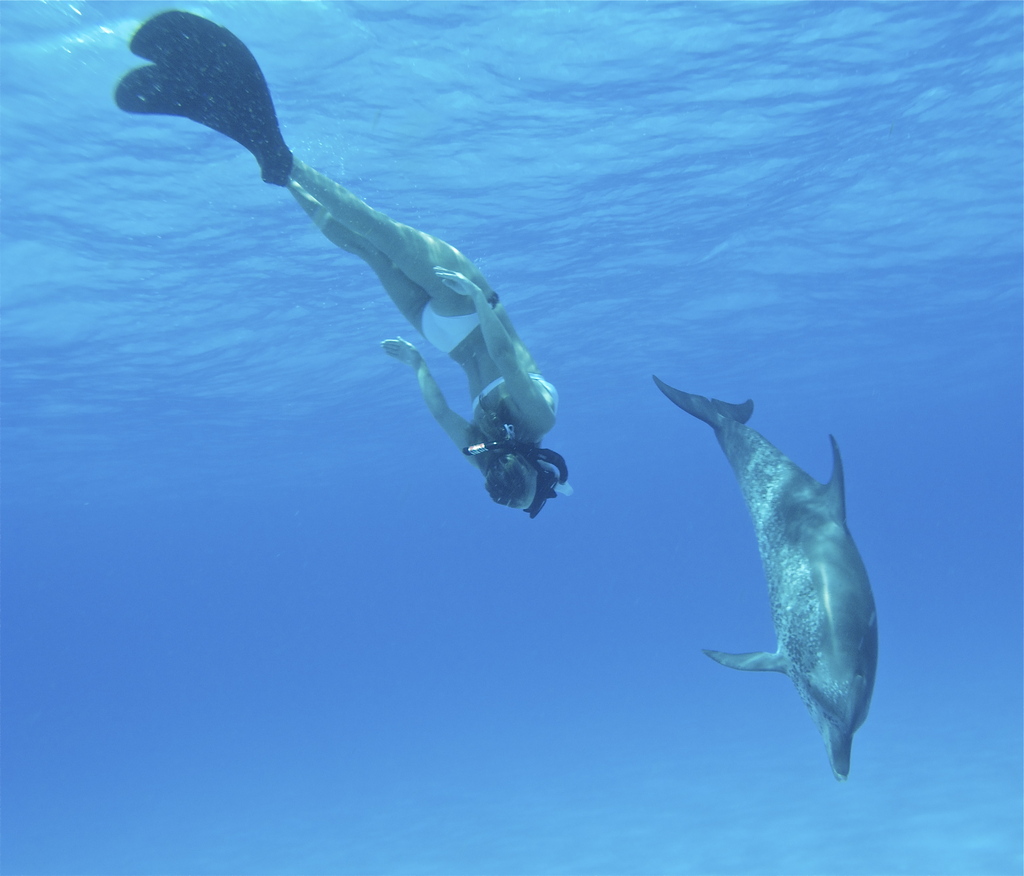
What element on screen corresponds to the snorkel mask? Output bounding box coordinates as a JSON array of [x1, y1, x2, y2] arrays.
[[463, 424, 571, 518]]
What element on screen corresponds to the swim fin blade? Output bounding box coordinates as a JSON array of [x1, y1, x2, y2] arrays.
[[115, 10, 293, 186]]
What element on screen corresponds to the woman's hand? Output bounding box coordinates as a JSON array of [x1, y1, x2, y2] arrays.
[[433, 266, 482, 298], [381, 336, 423, 367]]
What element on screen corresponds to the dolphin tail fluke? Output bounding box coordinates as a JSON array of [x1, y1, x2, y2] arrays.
[[115, 11, 293, 185], [652, 376, 753, 426], [703, 649, 788, 673]]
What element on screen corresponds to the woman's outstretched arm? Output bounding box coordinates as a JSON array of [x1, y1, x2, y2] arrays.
[[382, 338, 476, 450]]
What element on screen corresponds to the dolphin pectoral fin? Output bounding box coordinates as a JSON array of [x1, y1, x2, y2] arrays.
[[703, 649, 788, 673]]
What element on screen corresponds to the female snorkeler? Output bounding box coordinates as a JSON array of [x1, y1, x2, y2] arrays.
[[115, 11, 569, 517]]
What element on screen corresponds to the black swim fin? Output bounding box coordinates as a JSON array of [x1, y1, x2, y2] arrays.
[[115, 10, 293, 186]]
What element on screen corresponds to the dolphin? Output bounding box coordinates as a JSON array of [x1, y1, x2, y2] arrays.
[[653, 376, 877, 781]]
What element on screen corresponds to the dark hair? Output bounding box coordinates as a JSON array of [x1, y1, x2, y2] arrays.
[[483, 452, 534, 507]]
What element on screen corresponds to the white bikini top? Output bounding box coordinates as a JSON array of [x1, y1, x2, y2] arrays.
[[472, 373, 559, 416]]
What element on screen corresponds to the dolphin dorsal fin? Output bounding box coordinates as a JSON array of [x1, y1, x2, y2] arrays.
[[826, 435, 847, 522]]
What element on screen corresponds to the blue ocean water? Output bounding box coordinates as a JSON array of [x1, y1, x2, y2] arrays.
[[2, 1, 1021, 874]]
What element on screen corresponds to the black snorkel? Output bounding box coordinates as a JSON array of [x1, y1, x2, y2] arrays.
[[462, 423, 520, 459], [462, 424, 569, 518]]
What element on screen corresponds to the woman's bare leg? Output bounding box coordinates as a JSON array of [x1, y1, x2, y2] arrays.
[[289, 159, 496, 315], [289, 180, 372, 258], [289, 181, 431, 328]]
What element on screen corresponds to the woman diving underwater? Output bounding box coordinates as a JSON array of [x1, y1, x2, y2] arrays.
[[115, 10, 569, 517]]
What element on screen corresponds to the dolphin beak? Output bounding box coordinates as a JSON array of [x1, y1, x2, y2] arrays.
[[826, 726, 852, 782]]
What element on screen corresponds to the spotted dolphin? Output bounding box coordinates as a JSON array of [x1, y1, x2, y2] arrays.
[[654, 376, 877, 781]]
